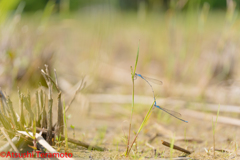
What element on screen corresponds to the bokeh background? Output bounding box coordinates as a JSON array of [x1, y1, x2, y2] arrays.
[[1, 0, 240, 103], [1, 0, 240, 158]]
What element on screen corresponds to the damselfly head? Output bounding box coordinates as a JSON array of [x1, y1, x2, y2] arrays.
[[134, 73, 138, 80]]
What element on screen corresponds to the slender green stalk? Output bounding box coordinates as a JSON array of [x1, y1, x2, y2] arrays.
[[170, 134, 175, 159], [33, 99, 37, 157], [126, 67, 134, 155], [126, 46, 139, 156], [35, 91, 40, 126], [63, 101, 68, 151], [40, 90, 47, 128], [18, 91, 25, 129], [6, 97, 19, 129], [128, 101, 155, 154], [235, 142, 238, 157]]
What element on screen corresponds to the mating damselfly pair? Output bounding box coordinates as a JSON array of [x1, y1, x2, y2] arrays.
[[135, 73, 188, 123]]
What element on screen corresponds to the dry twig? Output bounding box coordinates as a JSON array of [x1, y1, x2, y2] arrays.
[[54, 69, 64, 138], [41, 65, 53, 145], [65, 77, 85, 112], [161, 140, 192, 154]]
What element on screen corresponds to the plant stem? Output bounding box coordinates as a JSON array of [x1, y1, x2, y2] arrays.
[[170, 134, 175, 160], [128, 101, 155, 153], [126, 46, 139, 156], [33, 104, 36, 157], [63, 101, 68, 151], [126, 74, 134, 155]]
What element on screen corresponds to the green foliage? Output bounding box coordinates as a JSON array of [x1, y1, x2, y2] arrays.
[[22, 0, 48, 12], [7, 0, 240, 13], [0, 0, 19, 24], [70, 0, 114, 11], [41, 0, 55, 25]]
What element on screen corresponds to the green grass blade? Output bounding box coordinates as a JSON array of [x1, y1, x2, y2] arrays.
[[126, 46, 140, 156], [133, 45, 139, 74], [0, 0, 19, 24], [41, 0, 54, 26], [137, 101, 155, 133], [170, 134, 175, 159], [63, 100, 68, 151]]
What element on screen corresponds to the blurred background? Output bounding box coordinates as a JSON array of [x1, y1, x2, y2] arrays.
[[1, 0, 240, 105], [1, 0, 240, 158]]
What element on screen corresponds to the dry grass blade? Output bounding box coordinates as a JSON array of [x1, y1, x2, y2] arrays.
[[18, 131, 57, 153], [145, 142, 155, 150], [0, 89, 8, 116], [17, 131, 76, 160], [53, 69, 64, 138], [0, 136, 20, 152], [41, 65, 53, 145], [41, 69, 60, 92], [55, 91, 63, 137], [41, 65, 55, 145], [1, 128, 21, 156], [65, 77, 85, 112]]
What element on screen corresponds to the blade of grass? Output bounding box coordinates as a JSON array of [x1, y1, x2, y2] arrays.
[[126, 46, 139, 156], [33, 105, 36, 157], [133, 45, 139, 74], [170, 134, 175, 159], [128, 101, 155, 153], [63, 100, 68, 151], [1, 128, 22, 159], [6, 97, 19, 129]]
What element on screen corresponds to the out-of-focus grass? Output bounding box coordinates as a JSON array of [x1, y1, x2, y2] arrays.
[[5, 11, 238, 95], [3, 10, 239, 99]]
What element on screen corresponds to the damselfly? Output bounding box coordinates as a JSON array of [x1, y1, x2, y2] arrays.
[[135, 73, 163, 85], [155, 104, 188, 123], [135, 73, 188, 123], [135, 73, 162, 102]]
